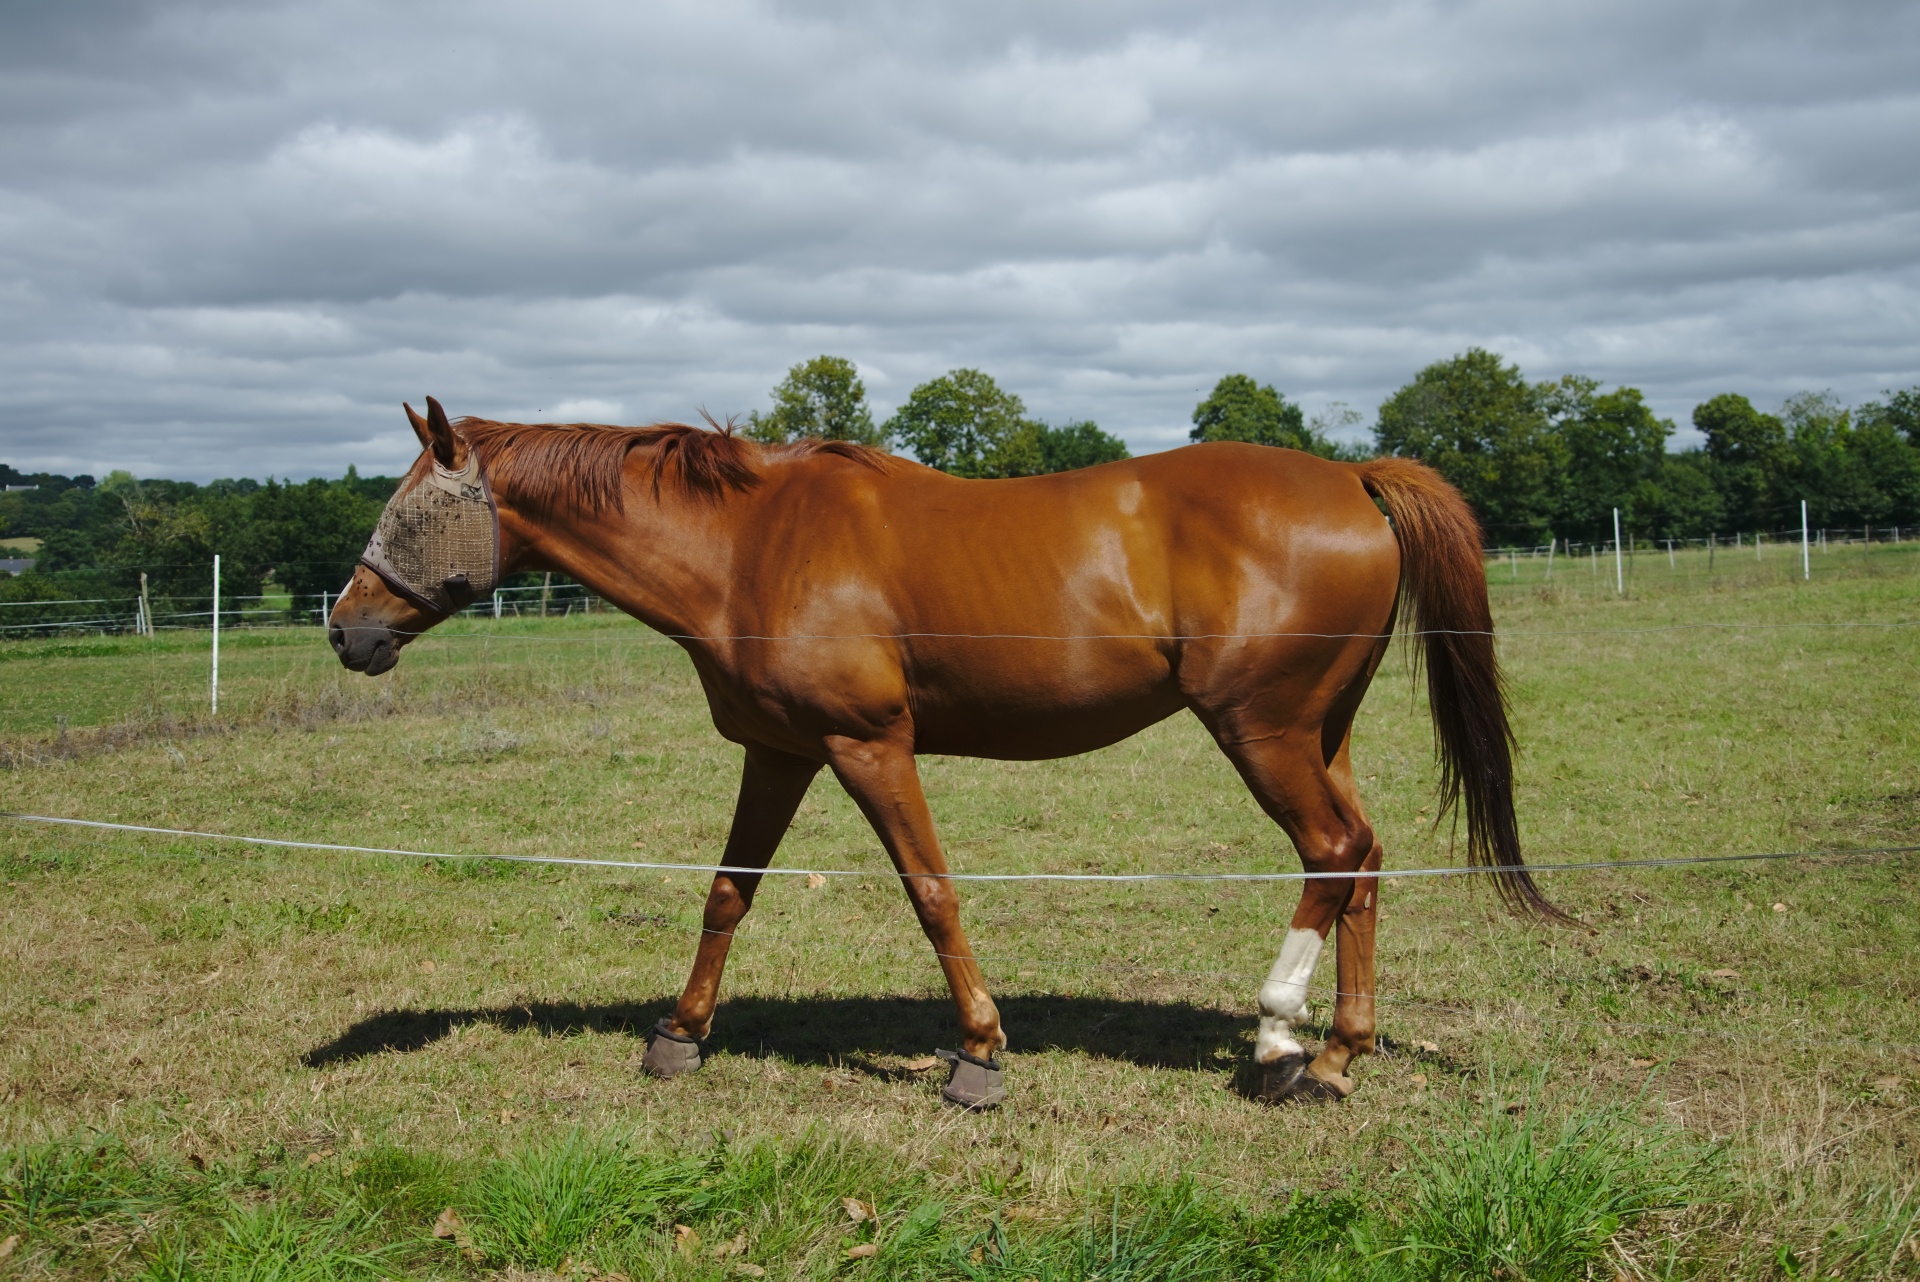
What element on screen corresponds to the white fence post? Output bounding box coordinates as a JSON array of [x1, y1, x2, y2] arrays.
[[211, 554, 221, 715], [1545, 537, 1555, 581], [1612, 508, 1624, 594], [1801, 500, 1810, 580]]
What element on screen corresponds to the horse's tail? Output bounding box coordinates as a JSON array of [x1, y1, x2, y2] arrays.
[[1353, 456, 1557, 918]]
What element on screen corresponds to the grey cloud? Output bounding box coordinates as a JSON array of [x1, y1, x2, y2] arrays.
[[2, 0, 1918, 478]]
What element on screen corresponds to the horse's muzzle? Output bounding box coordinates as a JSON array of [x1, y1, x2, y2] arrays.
[[331, 621, 400, 676]]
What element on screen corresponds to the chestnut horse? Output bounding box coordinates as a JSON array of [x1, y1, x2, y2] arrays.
[[330, 398, 1545, 1108]]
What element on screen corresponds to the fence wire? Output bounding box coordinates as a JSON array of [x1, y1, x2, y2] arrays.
[[9, 813, 1919, 885]]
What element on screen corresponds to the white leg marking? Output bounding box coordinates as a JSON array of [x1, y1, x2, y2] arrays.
[[1255, 927, 1324, 1064]]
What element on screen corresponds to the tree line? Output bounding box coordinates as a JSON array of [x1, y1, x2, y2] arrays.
[[752, 351, 1920, 543], [6, 350, 1918, 610], [1372, 348, 1920, 543], [0, 465, 397, 607]]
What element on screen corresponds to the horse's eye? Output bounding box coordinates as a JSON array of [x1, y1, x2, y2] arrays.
[[442, 573, 476, 607]]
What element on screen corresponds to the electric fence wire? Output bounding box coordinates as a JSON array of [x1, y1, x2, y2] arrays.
[[9, 813, 1919, 885]]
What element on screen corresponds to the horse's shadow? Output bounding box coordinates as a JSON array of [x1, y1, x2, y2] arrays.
[[301, 993, 1260, 1074]]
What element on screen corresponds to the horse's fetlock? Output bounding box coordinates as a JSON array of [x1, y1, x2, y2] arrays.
[[1254, 1018, 1305, 1065], [1258, 979, 1310, 1024]]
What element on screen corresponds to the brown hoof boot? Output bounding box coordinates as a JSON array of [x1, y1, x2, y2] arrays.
[[1285, 1068, 1356, 1104], [1251, 1052, 1308, 1104], [937, 1048, 1006, 1111], [642, 1020, 704, 1078]]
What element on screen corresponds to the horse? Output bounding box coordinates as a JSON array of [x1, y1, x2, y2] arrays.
[[329, 396, 1547, 1109]]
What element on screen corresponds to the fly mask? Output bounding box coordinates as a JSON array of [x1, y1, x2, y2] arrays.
[[359, 451, 500, 615]]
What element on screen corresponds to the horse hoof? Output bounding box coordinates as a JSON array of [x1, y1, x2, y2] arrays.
[[1285, 1068, 1356, 1104], [1252, 1052, 1308, 1103], [937, 1048, 1006, 1111], [642, 1019, 705, 1078]]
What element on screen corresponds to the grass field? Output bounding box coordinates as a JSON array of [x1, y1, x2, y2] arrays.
[[3, 541, 1919, 1278]]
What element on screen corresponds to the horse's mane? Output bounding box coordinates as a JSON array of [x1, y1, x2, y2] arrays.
[[457, 418, 892, 515]]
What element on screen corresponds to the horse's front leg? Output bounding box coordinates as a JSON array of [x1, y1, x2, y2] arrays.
[[643, 744, 819, 1077], [825, 734, 1006, 1109]]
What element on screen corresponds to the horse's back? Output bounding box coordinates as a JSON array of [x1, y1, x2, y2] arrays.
[[719, 445, 1399, 756], [828, 443, 1397, 621]]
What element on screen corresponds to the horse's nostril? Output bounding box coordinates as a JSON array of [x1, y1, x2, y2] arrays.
[[329, 624, 346, 653]]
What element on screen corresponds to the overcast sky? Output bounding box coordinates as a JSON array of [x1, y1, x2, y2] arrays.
[[2, 0, 1917, 480]]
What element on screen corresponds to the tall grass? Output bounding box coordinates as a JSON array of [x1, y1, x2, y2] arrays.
[[1381, 1077, 1719, 1280], [0, 1136, 155, 1232], [462, 1128, 699, 1268], [955, 1185, 1244, 1281], [138, 1203, 395, 1282], [5, 1101, 1908, 1281]]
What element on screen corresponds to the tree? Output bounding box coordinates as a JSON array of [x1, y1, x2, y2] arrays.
[[1541, 376, 1672, 537], [1311, 403, 1376, 461], [1845, 408, 1920, 527], [1693, 393, 1786, 532], [884, 369, 1039, 478], [744, 355, 882, 447], [1779, 392, 1869, 526], [1189, 375, 1334, 455], [1, 459, 404, 614], [251, 476, 389, 599], [1779, 390, 1920, 529], [1035, 421, 1129, 472], [1373, 349, 1564, 541], [100, 479, 269, 601], [1860, 386, 1920, 448], [1640, 451, 1725, 538]]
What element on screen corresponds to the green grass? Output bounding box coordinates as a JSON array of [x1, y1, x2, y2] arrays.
[[0, 1117, 1746, 1280], [1, 540, 1918, 1277]]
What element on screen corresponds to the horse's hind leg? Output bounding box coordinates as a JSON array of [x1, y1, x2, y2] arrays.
[[1208, 726, 1377, 1101], [645, 744, 819, 1076], [1319, 740, 1382, 1093]]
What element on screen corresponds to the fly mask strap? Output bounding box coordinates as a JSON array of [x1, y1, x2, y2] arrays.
[[359, 452, 501, 616]]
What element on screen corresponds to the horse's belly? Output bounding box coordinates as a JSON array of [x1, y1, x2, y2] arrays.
[[908, 682, 1186, 759]]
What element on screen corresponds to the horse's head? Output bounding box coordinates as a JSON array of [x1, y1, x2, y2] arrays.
[[330, 397, 500, 675]]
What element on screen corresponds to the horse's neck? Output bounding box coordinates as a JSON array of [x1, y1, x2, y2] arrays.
[[500, 476, 736, 638]]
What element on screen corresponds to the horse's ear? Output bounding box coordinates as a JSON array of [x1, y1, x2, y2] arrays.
[[424, 396, 462, 469], [404, 402, 434, 453]]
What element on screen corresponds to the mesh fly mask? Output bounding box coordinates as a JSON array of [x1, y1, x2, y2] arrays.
[[359, 451, 500, 615]]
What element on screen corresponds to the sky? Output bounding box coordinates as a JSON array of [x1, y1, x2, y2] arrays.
[[2, 0, 1918, 481]]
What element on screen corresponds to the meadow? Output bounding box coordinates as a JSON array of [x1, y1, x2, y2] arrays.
[[2, 539, 1918, 1279]]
